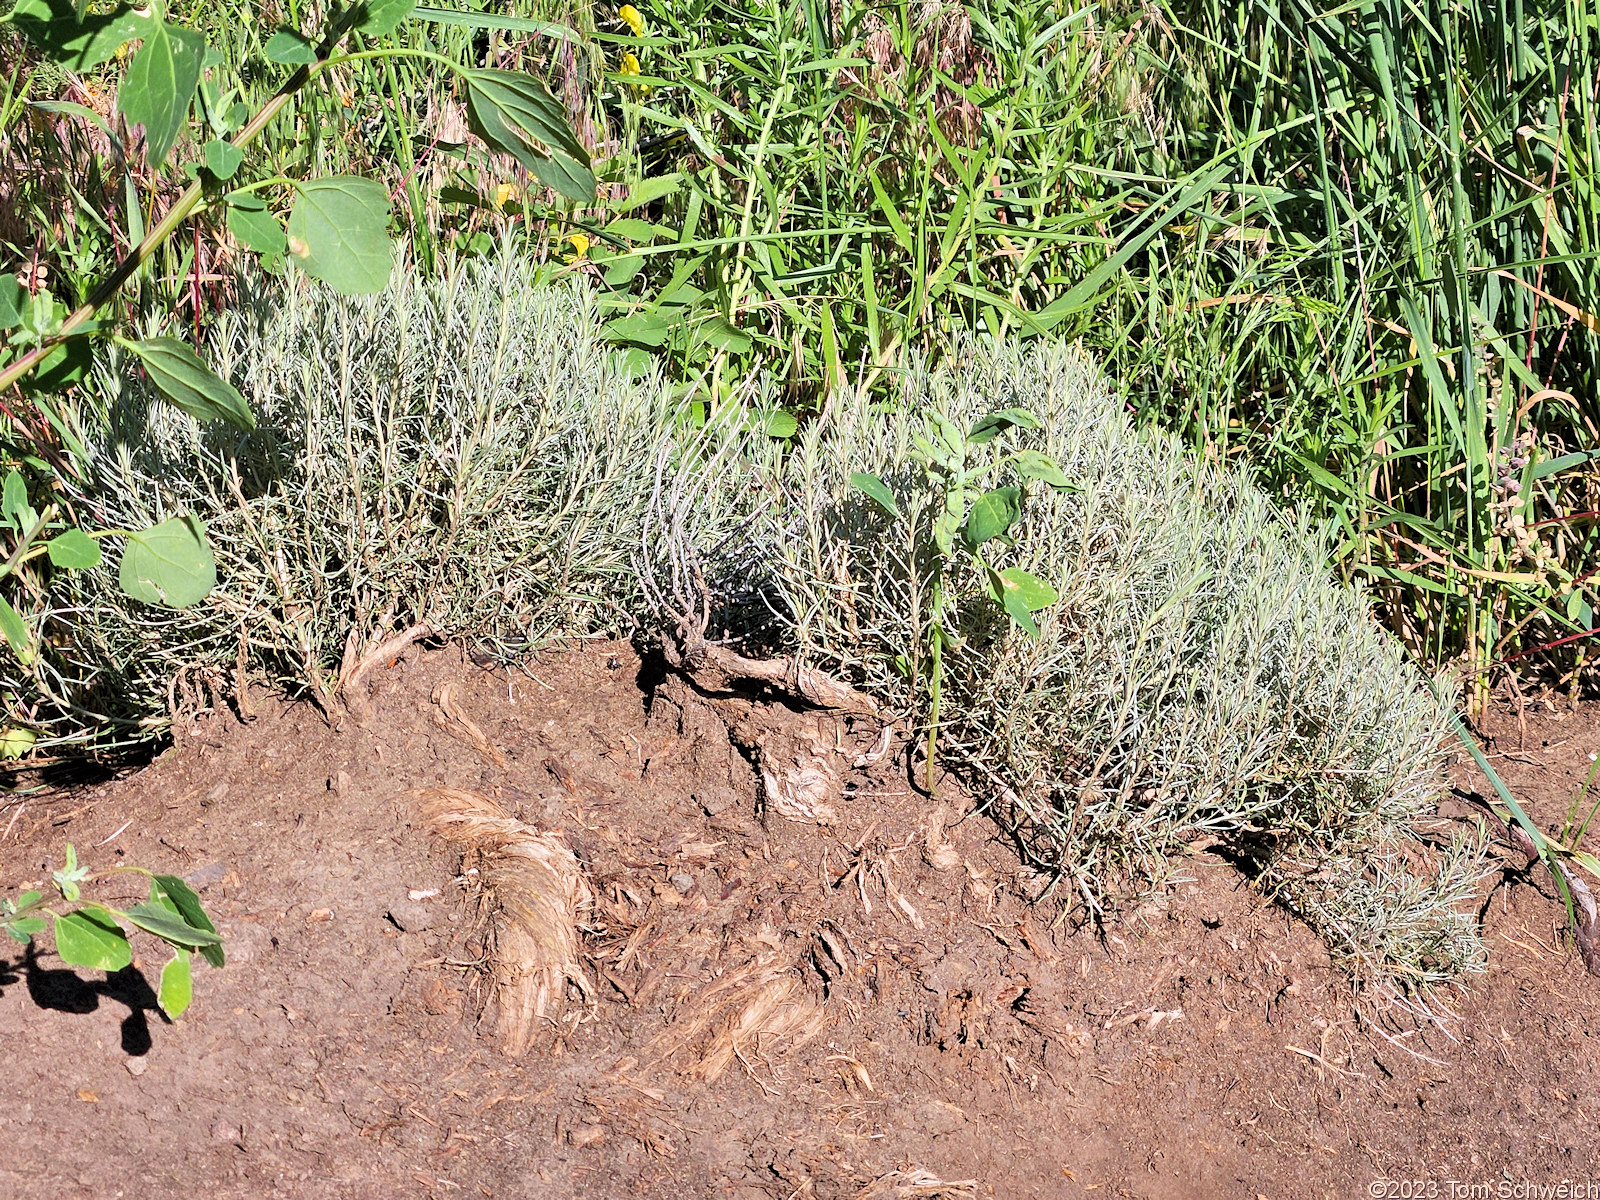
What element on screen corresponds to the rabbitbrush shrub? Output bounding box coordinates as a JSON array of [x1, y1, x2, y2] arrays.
[[19, 259, 1483, 1007]]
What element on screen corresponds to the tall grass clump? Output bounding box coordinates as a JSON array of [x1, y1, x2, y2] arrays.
[[7, 256, 682, 751], [650, 334, 1489, 1009]]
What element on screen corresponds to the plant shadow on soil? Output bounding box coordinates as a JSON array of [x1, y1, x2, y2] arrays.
[[0, 642, 1597, 1199]]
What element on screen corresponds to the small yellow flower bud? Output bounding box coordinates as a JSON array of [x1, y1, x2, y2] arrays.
[[618, 4, 645, 36], [494, 183, 520, 209], [619, 51, 641, 77], [565, 233, 590, 259]]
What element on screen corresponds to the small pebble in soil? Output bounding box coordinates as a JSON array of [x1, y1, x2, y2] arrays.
[[669, 871, 694, 895], [125, 1057, 147, 1077], [568, 1124, 606, 1147]]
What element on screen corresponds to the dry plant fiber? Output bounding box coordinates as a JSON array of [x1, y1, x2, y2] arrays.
[[419, 787, 595, 1055]]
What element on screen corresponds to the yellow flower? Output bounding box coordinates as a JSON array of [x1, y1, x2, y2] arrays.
[[618, 4, 645, 36], [494, 183, 521, 209], [341, 89, 355, 108], [114, 41, 131, 62], [564, 232, 590, 260], [619, 51, 641, 77]]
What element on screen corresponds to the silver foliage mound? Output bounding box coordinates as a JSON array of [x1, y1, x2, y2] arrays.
[[13, 259, 1482, 1001]]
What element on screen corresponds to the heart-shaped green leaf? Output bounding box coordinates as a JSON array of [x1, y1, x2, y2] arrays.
[[287, 176, 393, 295], [202, 138, 244, 180], [158, 948, 193, 1018], [153, 875, 224, 968], [117, 20, 205, 166], [46, 528, 102, 570], [225, 193, 287, 255], [849, 471, 901, 519], [54, 909, 132, 972], [462, 68, 594, 201], [263, 29, 317, 64], [352, 0, 417, 35], [962, 486, 1021, 548], [119, 516, 215, 609], [4, 915, 45, 944], [968, 407, 1039, 445], [10, 0, 154, 70], [124, 338, 255, 430]]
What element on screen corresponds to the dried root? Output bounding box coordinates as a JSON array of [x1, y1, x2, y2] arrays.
[[419, 787, 595, 1054], [431, 682, 509, 769], [855, 1169, 978, 1199], [644, 933, 828, 1084]]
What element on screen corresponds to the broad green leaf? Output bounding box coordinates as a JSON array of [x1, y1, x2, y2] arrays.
[[763, 410, 797, 438], [0, 726, 36, 759], [10, 0, 153, 70], [0, 595, 35, 667], [202, 138, 243, 180], [962, 487, 1022, 547], [968, 408, 1040, 445], [603, 217, 657, 242], [122, 900, 224, 949], [603, 253, 644, 287], [2, 470, 35, 533], [4, 916, 45, 944], [0, 276, 25, 330], [225, 193, 287, 255], [119, 516, 215, 609], [287, 177, 393, 295], [603, 313, 672, 347], [462, 68, 594, 201], [1000, 586, 1040, 637], [46, 528, 101, 570], [54, 910, 132, 972], [124, 338, 255, 430], [262, 29, 317, 64], [1012, 448, 1074, 490], [117, 20, 205, 166], [850, 471, 901, 519], [700, 316, 750, 354], [997, 567, 1058, 612], [352, 0, 416, 35], [158, 949, 192, 1018], [153, 875, 224, 968]]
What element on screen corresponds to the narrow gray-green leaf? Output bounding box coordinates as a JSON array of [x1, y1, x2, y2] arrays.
[[54, 910, 132, 972], [124, 338, 255, 430], [119, 516, 215, 609], [117, 20, 205, 166], [262, 29, 317, 64], [225, 193, 287, 255], [287, 176, 393, 295], [46, 528, 101, 570]]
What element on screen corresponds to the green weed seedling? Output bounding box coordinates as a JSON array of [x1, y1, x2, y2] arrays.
[[1, 843, 223, 1019], [852, 405, 1073, 791]]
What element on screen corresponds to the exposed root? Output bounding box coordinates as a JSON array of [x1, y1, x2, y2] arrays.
[[418, 787, 596, 1054], [759, 736, 839, 825], [854, 1169, 979, 1199], [643, 933, 828, 1084], [431, 683, 509, 769]]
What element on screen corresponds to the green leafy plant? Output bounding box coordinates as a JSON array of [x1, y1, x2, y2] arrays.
[[1, 842, 223, 1018], [851, 405, 1070, 790]]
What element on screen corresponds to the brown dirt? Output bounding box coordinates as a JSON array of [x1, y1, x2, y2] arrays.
[[2, 644, 1598, 1199]]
